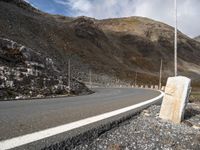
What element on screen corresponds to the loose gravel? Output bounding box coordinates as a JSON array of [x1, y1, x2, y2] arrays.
[[73, 104, 200, 150]]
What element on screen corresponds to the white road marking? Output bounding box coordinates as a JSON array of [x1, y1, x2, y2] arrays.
[[0, 91, 164, 150]]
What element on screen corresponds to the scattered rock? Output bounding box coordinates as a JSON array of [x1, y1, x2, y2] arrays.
[[73, 104, 200, 150], [192, 125, 200, 130], [0, 38, 92, 100]]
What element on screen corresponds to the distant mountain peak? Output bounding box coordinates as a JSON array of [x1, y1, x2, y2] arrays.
[[194, 35, 200, 42]]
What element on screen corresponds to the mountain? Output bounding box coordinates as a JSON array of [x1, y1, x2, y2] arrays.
[[0, 0, 200, 98], [0, 0, 93, 100], [194, 35, 200, 42]]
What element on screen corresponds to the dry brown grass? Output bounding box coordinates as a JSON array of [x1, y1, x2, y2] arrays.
[[189, 91, 200, 104]]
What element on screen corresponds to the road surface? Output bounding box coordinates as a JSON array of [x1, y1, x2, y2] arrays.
[[0, 88, 161, 143]]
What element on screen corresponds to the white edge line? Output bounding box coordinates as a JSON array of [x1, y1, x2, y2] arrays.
[[0, 91, 164, 150]]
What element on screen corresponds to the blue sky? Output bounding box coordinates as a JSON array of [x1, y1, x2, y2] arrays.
[[26, 0, 200, 37], [27, 0, 73, 16]]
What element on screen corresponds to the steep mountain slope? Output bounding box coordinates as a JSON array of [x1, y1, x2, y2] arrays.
[[97, 17, 200, 86], [0, 0, 200, 91], [0, 0, 92, 100], [194, 35, 200, 42]]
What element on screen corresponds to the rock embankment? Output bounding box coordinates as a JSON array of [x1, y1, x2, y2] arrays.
[[0, 38, 92, 100]]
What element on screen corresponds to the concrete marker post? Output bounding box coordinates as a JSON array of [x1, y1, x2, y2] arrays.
[[159, 76, 191, 123]]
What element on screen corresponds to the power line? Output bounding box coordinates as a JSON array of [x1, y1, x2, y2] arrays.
[[89, 69, 92, 89], [134, 71, 137, 87], [159, 59, 163, 90], [174, 0, 177, 76], [68, 59, 71, 93]]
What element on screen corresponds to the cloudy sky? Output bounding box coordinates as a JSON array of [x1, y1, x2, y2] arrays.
[[26, 0, 200, 38]]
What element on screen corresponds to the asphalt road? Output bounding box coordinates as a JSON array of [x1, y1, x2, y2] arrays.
[[0, 88, 160, 141]]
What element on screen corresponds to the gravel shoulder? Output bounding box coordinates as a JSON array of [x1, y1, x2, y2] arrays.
[[73, 103, 200, 150]]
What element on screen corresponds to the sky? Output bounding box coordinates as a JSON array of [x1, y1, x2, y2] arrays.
[[26, 0, 200, 38]]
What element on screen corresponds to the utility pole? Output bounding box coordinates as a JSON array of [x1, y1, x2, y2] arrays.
[[68, 59, 71, 93], [134, 71, 137, 87], [159, 59, 163, 90], [89, 69, 92, 89], [174, 0, 177, 76]]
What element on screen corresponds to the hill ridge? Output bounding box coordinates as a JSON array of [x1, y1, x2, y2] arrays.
[[0, 0, 200, 91]]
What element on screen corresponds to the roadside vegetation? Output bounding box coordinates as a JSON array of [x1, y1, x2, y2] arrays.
[[190, 91, 200, 103]]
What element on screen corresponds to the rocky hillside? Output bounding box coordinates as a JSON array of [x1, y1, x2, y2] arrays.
[[194, 35, 200, 42], [0, 0, 200, 92], [0, 37, 91, 100]]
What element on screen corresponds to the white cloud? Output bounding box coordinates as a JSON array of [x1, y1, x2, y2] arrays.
[[57, 0, 200, 37], [67, 0, 137, 19], [133, 0, 200, 37], [53, 0, 69, 5]]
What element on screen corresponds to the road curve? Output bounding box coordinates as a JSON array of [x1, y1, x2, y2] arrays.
[[0, 88, 161, 141]]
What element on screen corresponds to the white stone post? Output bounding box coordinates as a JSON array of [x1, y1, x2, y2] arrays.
[[161, 86, 165, 91], [159, 76, 191, 123]]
